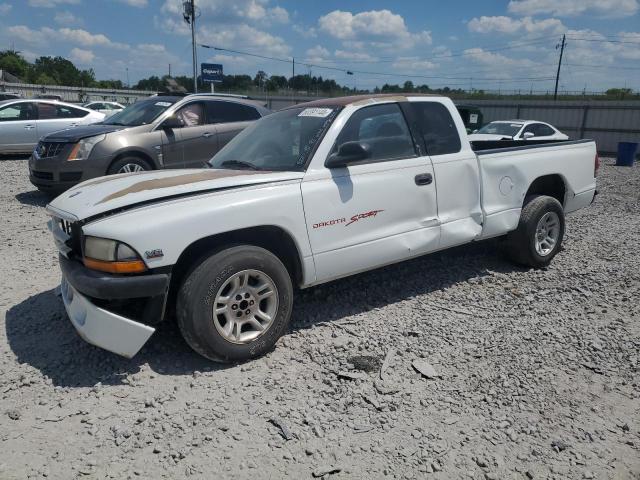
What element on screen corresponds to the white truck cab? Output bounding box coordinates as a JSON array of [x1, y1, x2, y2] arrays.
[[46, 94, 598, 362]]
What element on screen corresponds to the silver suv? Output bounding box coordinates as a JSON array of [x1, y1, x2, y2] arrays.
[[29, 94, 270, 193]]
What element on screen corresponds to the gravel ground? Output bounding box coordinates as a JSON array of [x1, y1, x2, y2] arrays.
[[1, 156, 639, 480]]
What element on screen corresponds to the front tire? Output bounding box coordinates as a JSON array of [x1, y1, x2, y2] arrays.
[[505, 195, 565, 268], [176, 246, 293, 362]]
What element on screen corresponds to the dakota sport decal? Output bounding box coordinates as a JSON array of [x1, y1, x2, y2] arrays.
[[313, 209, 384, 229]]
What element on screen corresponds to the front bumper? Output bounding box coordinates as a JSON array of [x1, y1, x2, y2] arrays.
[[58, 254, 170, 358], [28, 151, 107, 193]]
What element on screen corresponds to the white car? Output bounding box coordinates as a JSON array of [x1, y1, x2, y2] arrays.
[[468, 120, 569, 142], [0, 99, 105, 154], [46, 94, 597, 362], [82, 101, 125, 118]]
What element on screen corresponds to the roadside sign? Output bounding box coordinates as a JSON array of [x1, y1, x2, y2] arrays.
[[201, 63, 223, 83]]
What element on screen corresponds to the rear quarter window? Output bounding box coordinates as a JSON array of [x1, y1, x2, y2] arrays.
[[411, 102, 461, 156]]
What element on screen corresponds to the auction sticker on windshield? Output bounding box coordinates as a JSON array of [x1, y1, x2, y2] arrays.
[[155, 102, 172, 107], [298, 108, 333, 118]]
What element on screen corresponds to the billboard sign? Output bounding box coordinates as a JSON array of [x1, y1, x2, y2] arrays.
[[201, 63, 223, 83]]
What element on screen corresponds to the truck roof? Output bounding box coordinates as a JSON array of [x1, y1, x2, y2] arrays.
[[288, 93, 443, 109]]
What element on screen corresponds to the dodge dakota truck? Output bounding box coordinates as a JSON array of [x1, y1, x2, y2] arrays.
[[45, 94, 598, 362]]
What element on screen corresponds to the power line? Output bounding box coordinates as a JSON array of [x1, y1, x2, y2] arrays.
[[200, 44, 556, 83]]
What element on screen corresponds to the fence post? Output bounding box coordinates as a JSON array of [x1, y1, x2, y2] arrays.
[[579, 106, 590, 139], [516, 104, 521, 119]]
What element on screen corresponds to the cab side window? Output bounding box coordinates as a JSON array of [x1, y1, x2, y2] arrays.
[[332, 103, 416, 163], [206, 101, 261, 124], [176, 102, 205, 127], [411, 102, 461, 155]]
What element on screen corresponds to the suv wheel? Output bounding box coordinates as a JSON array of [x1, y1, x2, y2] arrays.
[[176, 245, 293, 362], [107, 156, 152, 175]]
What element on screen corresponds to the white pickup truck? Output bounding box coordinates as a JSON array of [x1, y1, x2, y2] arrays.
[[46, 94, 598, 362]]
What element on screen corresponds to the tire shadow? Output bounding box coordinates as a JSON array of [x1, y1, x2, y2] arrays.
[[5, 239, 523, 387], [15, 189, 52, 207], [290, 238, 525, 330], [5, 289, 229, 388]]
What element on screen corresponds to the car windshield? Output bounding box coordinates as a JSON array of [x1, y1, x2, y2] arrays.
[[477, 122, 523, 136], [102, 98, 177, 126], [209, 106, 339, 171]]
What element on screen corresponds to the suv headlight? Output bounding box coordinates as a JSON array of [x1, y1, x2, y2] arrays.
[[83, 236, 147, 274], [67, 134, 106, 161]]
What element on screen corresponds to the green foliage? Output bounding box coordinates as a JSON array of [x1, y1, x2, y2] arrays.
[[0, 50, 31, 79]]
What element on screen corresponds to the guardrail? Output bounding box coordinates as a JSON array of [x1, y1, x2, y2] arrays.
[[0, 81, 154, 104]]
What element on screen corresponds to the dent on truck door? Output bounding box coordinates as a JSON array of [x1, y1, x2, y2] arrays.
[[411, 101, 482, 249], [302, 103, 440, 283]]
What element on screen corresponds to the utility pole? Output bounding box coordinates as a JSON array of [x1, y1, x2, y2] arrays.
[[292, 57, 295, 93], [554, 34, 566, 101], [168, 63, 171, 77], [183, 0, 198, 93], [126, 67, 129, 89]]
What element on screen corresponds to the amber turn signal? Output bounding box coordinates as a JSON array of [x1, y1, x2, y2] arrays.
[[83, 257, 147, 274]]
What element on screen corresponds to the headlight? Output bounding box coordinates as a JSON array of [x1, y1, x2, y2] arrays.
[[67, 134, 106, 161], [83, 236, 147, 274]]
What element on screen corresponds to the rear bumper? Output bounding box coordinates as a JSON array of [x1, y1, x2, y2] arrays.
[[58, 254, 170, 358]]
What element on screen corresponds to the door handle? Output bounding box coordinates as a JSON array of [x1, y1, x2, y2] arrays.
[[415, 173, 433, 186], [202, 132, 213, 138], [24, 124, 35, 130], [69, 123, 78, 127]]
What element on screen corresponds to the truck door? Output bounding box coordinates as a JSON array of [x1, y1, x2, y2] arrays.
[[410, 99, 482, 249], [301, 102, 440, 283]]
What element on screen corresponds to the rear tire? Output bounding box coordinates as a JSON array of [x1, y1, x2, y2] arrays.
[[505, 195, 565, 268], [176, 245, 293, 362], [107, 156, 152, 175]]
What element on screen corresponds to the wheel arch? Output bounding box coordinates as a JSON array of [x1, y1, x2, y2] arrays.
[[524, 174, 567, 207], [166, 225, 304, 314], [107, 149, 158, 173]]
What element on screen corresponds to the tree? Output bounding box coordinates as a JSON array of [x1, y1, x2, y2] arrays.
[[254, 70, 267, 88], [0, 50, 31, 80], [403, 80, 414, 92]]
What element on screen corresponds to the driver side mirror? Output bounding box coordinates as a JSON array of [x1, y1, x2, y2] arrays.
[[522, 132, 535, 139], [161, 114, 184, 130], [325, 141, 371, 168]]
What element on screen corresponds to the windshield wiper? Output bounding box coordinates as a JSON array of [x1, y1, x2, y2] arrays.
[[104, 121, 127, 126], [219, 160, 260, 171]]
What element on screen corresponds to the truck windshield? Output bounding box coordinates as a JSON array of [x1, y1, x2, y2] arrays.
[[102, 98, 177, 126], [209, 106, 338, 171], [477, 122, 523, 136]]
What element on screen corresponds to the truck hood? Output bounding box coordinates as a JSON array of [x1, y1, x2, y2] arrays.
[[468, 133, 513, 141], [47, 168, 304, 221], [44, 123, 127, 142]]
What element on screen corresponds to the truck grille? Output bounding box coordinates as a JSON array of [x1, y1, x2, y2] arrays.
[[37, 141, 67, 158], [57, 218, 83, 257]]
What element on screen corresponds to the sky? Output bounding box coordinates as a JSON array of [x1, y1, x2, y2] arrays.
[[1, 0, 639, 92]]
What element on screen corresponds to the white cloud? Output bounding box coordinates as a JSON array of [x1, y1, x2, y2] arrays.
[[305, 45, 330, 61], [54, 11, 83, 26], [391, 57, 437, 71], [199, 23, 290, 57], [117, 0, 148, 6], [0, 3, 12, 15], [293, 24, 317, 39], [318, 9, 432, 48], [7, 25, 129, 50], [161, 0, 288, 25], [508, 0, 639, 17], [334, 50, 375, 61], [27, 0, 80, 7], [69, 47, 95, 64], [463, 48, 538, 68], [468, 16, 564, 35]]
